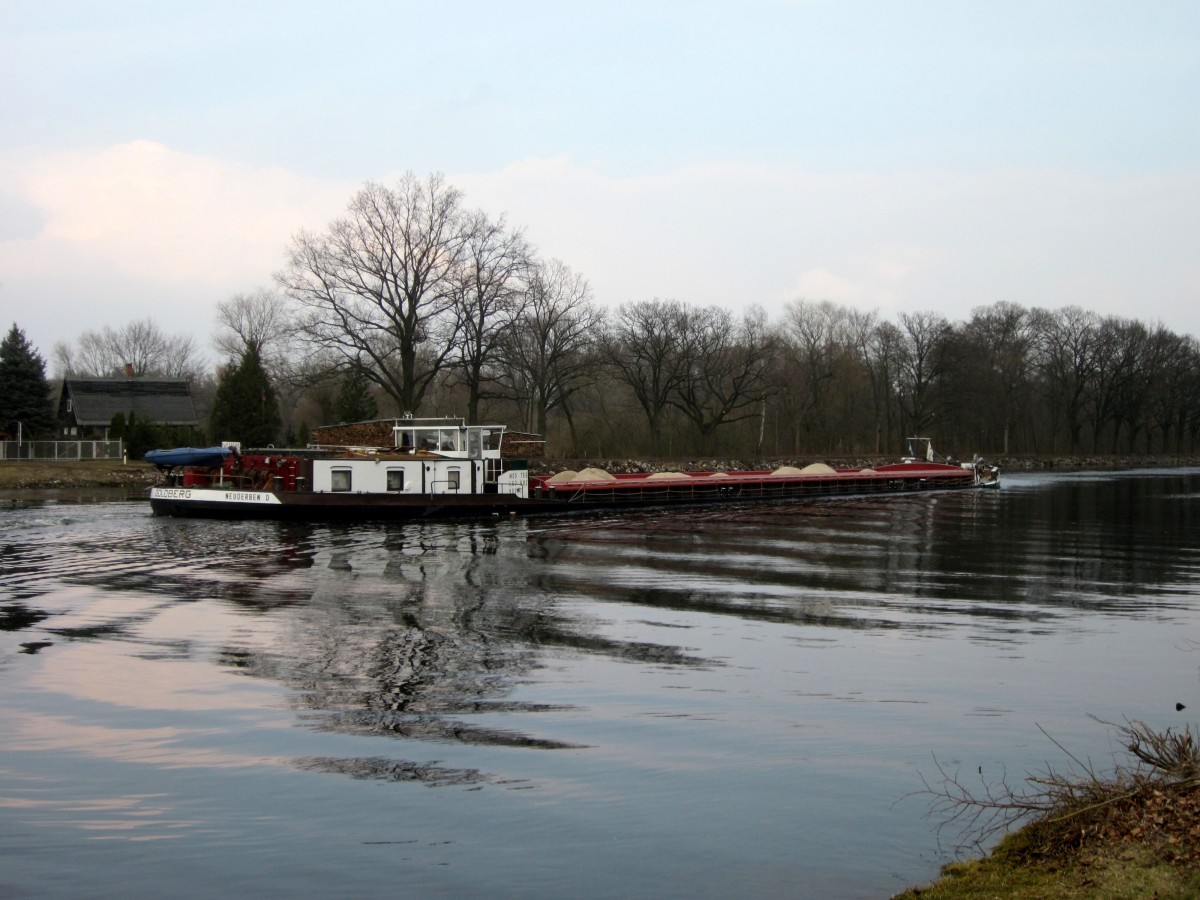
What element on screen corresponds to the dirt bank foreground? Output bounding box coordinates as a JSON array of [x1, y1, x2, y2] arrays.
[[0, 461, 163, 491]]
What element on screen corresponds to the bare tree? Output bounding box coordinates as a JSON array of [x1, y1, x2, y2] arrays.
[[1086, 316, 1151, 452], [864, 320, 905, 451], [277, 174, 469, 415], [602, 299, 692, 454], [671, 305, 778, 452], [215, 288, 292, 362], [842, 308, 883, 452], [496, 260, 601, 442], [782, 300, 861, 453], [54, 318, 204, 380], [961, 302, 1035, 454], [450, 211, 532, 424], [1031, 306, 1101, 453], [1145, 330, 1197, 452], [894, 311, 951, 436]]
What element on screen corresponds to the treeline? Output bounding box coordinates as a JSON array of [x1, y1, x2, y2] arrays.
[[401, 296, 1200, 460], [43, 173, 1200, 460]]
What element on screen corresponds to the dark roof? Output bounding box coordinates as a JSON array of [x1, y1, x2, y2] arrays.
[[61, 377, 199, 426]]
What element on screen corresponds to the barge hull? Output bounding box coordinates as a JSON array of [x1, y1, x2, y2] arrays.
[[149, 466, 988, 522]]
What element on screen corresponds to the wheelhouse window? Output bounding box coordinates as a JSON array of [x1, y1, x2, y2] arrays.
[[447, 468, 461, 490], [330, 468, 352, 492], [386, 469, 405, 492]]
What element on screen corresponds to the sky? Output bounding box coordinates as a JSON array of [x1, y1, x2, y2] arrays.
[[2, 0, 1198, 369]]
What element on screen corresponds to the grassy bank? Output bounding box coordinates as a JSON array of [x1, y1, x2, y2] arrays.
[[0, 460, 161, 490], [897, 721, 1200, 899], [896, 836, 1200, 898]]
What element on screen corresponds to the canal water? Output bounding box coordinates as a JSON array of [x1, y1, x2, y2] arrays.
[[2, 470, 1199, 898]]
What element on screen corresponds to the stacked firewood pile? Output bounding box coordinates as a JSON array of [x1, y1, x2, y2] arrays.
[[501, 433, 544, 458], [311, 421, 395, 448]]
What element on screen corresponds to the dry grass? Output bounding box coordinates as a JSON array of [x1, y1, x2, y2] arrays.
[[897, 838, 1200, 899]]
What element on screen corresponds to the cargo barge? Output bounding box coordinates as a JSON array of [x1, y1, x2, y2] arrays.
[[146, 418, 998, 521]]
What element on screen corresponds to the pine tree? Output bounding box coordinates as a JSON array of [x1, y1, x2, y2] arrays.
[[209, 346, 282, 447], [123, 411, 163, 460], [334, 367, 379, 423], [0, 324, 55, 438]]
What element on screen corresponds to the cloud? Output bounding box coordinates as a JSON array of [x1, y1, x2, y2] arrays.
[[790, 268, 866, 303], [0, 188, 45, 241], [3, 140, 350, 284], [456, 158, 1200, 335], [0, 141, 353, 353], [2, 142, 1198, 358]]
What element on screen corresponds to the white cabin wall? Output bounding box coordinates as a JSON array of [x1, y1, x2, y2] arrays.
[[422, 460, 485, 494], [313, 460, 425, 494], [312, 458, 485, 494]]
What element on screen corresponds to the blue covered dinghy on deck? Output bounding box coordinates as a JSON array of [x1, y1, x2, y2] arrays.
[[145, 447, 232, 468]]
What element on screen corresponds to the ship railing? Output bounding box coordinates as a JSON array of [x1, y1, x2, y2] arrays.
[[426, 477, 464, 495]]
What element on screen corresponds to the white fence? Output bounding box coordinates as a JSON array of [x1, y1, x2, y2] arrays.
[[0, 440, 124, 461]]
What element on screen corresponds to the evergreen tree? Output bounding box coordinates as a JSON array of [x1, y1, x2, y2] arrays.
[[209, 346, 282, 447], [334, 367, 379, 422], [123, 411, 162, 459], [0, 324, 55, 438], [109, 412, 127, 442]]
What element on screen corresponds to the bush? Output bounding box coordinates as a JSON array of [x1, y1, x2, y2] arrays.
[[922, 718, 1200, 865]]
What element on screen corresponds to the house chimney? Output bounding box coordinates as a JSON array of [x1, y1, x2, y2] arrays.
[[124, 363, 134, 378]]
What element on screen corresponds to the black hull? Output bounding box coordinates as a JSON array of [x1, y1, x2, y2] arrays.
[[149, 469, 989, 522]]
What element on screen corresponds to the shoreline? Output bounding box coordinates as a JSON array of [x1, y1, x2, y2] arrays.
[[0, 460, 162, 492], [1, 454, 1199, 492]]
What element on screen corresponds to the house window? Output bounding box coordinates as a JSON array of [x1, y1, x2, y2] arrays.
[[447, 468, 461, 490], [331, 468, 352, 492], [66, 399, 73, 412], [386, 469, 404, 492]]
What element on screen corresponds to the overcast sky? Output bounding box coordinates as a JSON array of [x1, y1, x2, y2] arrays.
[[2, 1, 1198, 367]]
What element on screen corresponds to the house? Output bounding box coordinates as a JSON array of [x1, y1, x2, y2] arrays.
[[57, 374, 200, 439]]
